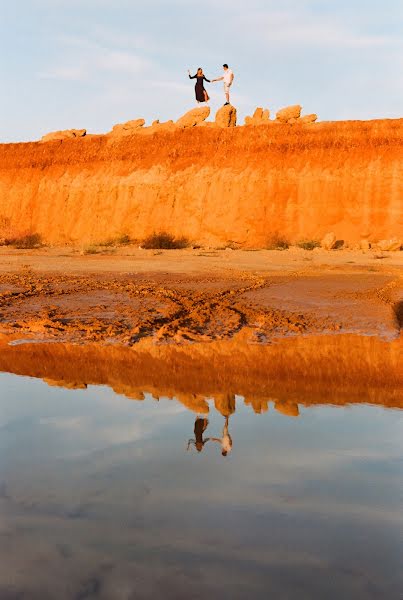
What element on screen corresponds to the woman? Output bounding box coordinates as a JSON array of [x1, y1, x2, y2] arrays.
[[188, 68, 210, 103], [187, 417, 210, 453]]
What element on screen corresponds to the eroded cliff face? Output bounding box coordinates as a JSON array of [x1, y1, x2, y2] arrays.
[[0, 119, 402, 246]]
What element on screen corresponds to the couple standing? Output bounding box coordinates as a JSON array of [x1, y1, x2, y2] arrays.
[[188, 63, 234, 106]]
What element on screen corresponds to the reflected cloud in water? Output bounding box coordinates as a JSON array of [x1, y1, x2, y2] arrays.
[[0, 371, 402, 599]]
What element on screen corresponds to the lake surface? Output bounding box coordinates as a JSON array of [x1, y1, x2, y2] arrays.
[[1, 371, 402, 599]]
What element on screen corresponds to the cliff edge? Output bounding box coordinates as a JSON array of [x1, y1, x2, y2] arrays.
[[0, 118, 402, 247]]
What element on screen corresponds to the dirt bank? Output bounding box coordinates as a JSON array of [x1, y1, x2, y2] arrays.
[[0, 118, 402, 246], [0, 247, 401, 345]]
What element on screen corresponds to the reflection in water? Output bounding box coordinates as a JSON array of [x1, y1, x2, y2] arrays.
[[187, 417, 210, 452], [187, 415, 233, 456], [0, 334, 402, 599], [210, 416, 233, 456]]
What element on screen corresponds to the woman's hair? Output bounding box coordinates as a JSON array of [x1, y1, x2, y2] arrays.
[[197, 67, 203, 74]]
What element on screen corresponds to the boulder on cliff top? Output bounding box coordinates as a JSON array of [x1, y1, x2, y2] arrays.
[[276, 105, 302, 123], [300, 114, 318, 124], [245, 107, 271, 126], [215, 104, 237, 128], [41, 129, 86, 142], [111, 118, 145, 136], [176, 106, 210, 128], [140, 120, 176, 135]]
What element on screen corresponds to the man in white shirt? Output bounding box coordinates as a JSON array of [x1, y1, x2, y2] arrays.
[[212, 64, 234, 106]]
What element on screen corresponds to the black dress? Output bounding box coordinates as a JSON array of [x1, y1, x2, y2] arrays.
[[189, 74, 210, 102]]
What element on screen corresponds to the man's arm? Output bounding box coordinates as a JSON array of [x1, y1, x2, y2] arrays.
[[212, 76, 224, 82]]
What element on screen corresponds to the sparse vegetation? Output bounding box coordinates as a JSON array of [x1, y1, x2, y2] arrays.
[[7, 233, 43, 249], [99, 233, 132, 247], [266, 233, 290, 251], [83, 245, 100, 255], [297, 239, 320, 251], [142, 231, 190, 250]]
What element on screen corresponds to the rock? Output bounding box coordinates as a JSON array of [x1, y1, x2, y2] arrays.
[[41, 129, 86, 142], [321, 232, 337, 250], [300, 114, 318, 125], [360, 239, 371, 251], [253, 107, 263, 120], [244, 107, 270, 126], [288, 118, 300, 125], [111, 118, 145, 136], [176, 107, 210, 128], [262, 109, 270, 122], [139, 120, 176, 135], [215, 104, 237, 128], [377, 238, 402, 251], [197, 121, 216, 128], [276, 105, 302, 123]]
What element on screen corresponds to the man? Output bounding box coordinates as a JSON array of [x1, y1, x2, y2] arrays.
[[210, 416, 233, 457], [212, 64, 234, 106]]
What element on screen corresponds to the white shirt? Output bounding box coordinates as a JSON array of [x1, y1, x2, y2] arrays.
[[223, 69, 233, 85]]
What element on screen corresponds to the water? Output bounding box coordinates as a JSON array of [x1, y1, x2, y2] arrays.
[[0, 372, 402, 599]]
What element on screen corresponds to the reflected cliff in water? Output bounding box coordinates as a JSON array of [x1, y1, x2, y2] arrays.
[[0, 333, 401, 413]]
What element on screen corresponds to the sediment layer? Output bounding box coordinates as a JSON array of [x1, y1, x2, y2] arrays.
[[1, 119, 402, 246]]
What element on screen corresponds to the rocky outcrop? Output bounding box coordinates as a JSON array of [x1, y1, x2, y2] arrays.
[[142, 120, 176, 134], [41, 128, 86, 142], [276, 105, 302, 123], [321, 232, 337, 250], [176, 106, 210, 128], [377, 238, 402, 251], [110, 118, 145, 136], [0, 118, 402, 247], [300, 114, 318, 125], [245, 107, 271, 126], [215, 104, 237, 127]]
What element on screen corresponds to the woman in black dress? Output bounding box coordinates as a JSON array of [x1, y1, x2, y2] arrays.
[[188, 68, 210, 103]]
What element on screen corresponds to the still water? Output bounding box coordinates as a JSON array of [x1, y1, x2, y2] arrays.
[[1, 372, 402, 599]]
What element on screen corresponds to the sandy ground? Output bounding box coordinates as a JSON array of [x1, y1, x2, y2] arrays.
[[0, 246, 402, 345]]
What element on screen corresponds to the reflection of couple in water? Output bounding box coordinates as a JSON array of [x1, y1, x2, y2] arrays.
[[187, 416, 232, 457]]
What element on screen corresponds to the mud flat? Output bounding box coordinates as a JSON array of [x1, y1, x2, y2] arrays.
[[0, 246, 401, 410]]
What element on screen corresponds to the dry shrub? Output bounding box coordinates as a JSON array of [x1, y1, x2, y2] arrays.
[[297, 239, 320, 251], [266, 232, 290, 250], [99, 233, 132, 247], [83, 245, 99, 255], [7, 233, 43, 249], [142, 232, 190, 250]]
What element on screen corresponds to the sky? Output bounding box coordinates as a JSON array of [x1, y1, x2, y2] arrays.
[[1, 0, 402, 142]]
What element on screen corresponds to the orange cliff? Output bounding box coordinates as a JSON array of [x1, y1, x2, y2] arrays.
[[0, 118, 402, 247]]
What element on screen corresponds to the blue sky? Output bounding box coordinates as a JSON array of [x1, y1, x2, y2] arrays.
[[1, 0, 402, 142]]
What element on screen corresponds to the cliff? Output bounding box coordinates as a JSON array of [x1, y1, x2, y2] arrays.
[[0, 118, 402, 246]]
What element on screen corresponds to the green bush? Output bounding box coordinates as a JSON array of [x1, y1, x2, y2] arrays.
[[142, 232, 190, 250]]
